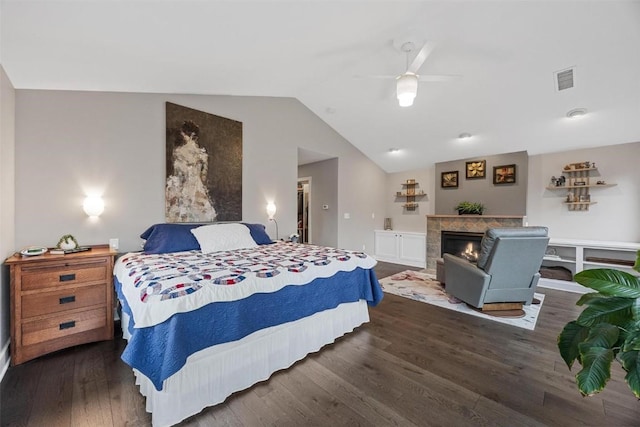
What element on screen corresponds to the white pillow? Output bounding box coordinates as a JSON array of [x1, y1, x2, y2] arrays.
[[191, 223, 258, 253]]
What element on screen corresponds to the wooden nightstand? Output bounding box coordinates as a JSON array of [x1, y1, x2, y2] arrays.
[[4, 245, 116, 365]]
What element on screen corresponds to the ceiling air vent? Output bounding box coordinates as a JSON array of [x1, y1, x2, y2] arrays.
[[555, 67, 575, 91]]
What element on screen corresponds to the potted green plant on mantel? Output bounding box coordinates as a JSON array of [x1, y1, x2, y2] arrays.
[[454, 201, 485, 215], [558, 250, 640, 398]]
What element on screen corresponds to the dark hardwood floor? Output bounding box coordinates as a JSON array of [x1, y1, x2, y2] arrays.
[[2, 261, 639, 426]]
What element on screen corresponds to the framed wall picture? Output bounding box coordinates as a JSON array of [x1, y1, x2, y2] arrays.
[[465, 160, 486, 179], [441, 171, 459, 188], [493, 164, 516, 184]]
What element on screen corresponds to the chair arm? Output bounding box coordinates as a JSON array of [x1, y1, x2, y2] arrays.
[[443, 254, 491, 307], [443, 254, 487, 280]]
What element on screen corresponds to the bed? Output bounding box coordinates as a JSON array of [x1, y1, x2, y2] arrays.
[[114, 223, 383, 427]]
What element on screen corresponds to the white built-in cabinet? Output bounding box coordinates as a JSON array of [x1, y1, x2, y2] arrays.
[[374, 230, 426, 268], [542, 238, 640, 281]]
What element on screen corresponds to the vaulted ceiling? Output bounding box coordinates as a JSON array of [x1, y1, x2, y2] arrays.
[[2, 1, 639, 172]]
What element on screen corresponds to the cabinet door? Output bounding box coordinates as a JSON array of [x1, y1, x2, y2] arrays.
[[399, 233, 426, 267], [375, 231, 399, 260]]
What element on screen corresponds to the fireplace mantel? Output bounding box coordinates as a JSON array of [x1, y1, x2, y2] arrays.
[[425, 214, 524, 270], [427, 215, 524, 219]]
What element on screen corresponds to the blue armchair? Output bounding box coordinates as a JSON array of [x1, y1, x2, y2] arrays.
[[443, 227, 549, 310]]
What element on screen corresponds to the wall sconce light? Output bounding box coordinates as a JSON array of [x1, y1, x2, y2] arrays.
[[266, 202, 278, 240], [83, 196, 104, 218]]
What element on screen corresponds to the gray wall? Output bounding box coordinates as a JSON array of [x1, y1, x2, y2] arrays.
[[298, 158, 338, 248], [14, 90, 387, 253], [434, 151, 528, 215], [1, 65, 16, 375]]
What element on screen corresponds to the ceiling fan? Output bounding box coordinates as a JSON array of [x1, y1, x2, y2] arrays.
[[369, 40, 460, 107]]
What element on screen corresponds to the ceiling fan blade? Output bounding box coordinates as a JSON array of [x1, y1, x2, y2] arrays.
[[407, 42, 435, 74], [354, 74, 398, 80], [417, 74, 462, 82]]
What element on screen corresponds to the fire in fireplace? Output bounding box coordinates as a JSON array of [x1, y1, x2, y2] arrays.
[[441, 231, 484, 263]]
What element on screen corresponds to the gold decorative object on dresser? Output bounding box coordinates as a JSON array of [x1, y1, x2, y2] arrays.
[[546, 162, 616, 211], [4, 245, 116, 365], [395, 179, 426, 211]]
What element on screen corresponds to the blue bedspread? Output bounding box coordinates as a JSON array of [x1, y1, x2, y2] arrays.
[[116, 267, 382, 391]]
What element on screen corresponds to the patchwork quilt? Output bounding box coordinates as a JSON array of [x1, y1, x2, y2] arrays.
[[114, 242, 383, 390]]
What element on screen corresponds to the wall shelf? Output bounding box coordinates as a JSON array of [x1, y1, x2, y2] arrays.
[[395, 179, 426, 211], [547, 164, 615, 211]]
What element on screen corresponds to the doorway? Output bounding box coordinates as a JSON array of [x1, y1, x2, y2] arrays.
[[297, 177, 311, 243]]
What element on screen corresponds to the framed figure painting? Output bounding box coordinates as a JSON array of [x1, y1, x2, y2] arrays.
[[165, 102, 243, 222], [441, 171, 459, 188], [493, 164, 516, 184]]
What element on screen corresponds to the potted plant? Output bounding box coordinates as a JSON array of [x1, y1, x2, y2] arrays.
[[557, 250, 640, 397], [454, 201, 485, 215]]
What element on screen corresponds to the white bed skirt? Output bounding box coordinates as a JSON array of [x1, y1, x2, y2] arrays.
[[121, 300, 370, 427]]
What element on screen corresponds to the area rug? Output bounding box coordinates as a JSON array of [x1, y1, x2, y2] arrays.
[[379, 270, 544, 331]]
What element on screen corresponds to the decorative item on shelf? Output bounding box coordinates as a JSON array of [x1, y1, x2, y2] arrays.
[[57, 234, 79, 250], [454, 201, 485, 215], [441, 171, 458, 188], [384, 218, 392, 230], [465, 160, 486, 179], [596, 180, 606, 185], [574, 181, 586, 186]]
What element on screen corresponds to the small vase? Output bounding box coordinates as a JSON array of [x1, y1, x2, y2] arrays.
[[60, 239, 77, 250]]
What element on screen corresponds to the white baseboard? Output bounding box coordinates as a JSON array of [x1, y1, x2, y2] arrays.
[[0, 339, 10, 383], [537, 277, 589, 294]]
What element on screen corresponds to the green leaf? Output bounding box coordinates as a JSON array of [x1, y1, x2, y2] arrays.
[[577, 297, 635, 327], [619, 320, 640, 352], [582, 323, 619, 349], [633, 298, 640, 322], [558, 321, 590, 369], [624, 336, 640, 352], [619, 350, 640, 398], [576, 292, 606, 306], [575, 347, 614, 396], [634, 250, 640, 274], [574, 269, 640, 298]]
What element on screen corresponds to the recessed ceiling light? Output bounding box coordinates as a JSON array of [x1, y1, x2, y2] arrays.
[[566, 108, 587, 119], [458, 132, 472, 139], [388, 148, 400, 153]]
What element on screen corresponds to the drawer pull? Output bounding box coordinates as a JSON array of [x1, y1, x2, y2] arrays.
[[59, 321, 76, 330], [59, 273, 76, 282], [59, 295, 76, 304]]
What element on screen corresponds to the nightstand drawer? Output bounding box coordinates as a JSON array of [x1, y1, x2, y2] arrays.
[[21, 260, 108, 291], [21, 284, 106, 319], [21, 307, 107, 346]]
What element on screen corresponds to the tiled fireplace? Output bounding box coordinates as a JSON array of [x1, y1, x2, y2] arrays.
[[426, 215, 524, 271]]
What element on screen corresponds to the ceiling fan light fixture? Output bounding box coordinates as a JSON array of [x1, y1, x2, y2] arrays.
[[397, 73, 418, 107], [566, 108, 587, 119]]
